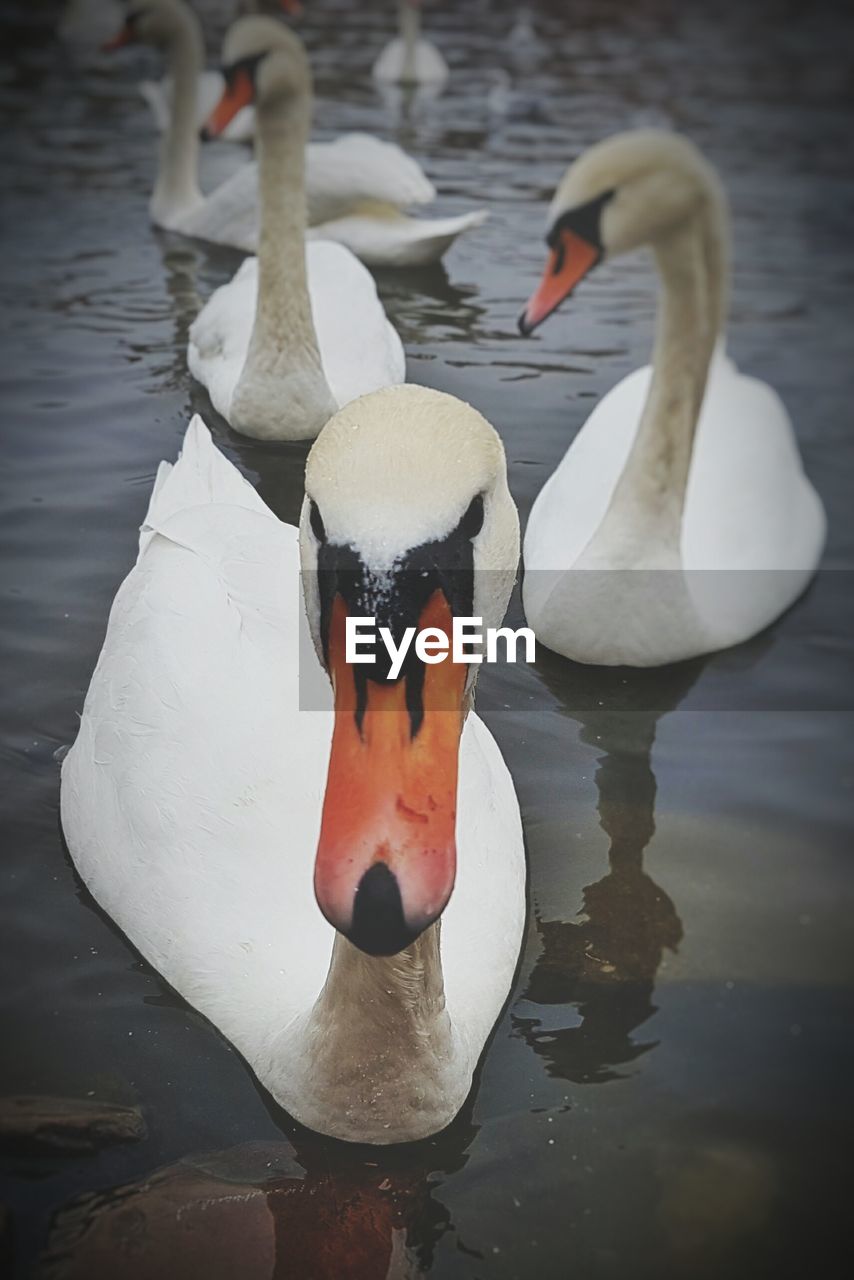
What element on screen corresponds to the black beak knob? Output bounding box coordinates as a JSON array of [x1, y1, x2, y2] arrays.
[[346, 863, 423, 957]]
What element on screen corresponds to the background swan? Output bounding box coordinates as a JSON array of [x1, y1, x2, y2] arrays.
[[372, 0, 449, 87], [188, 18, 404, 440], [136, 0, 302, 145], [60, 389, 525, 1144], [105, 0, 483, 264], [519, 130, 826, 667]]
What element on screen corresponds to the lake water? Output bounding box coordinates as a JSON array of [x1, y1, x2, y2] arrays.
[[1, 1, 852, 1277]]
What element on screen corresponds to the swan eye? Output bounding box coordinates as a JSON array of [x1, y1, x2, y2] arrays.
[[546, 188, 616, 252], [309, 500, 326, 543], [459, 494, 484, 540]]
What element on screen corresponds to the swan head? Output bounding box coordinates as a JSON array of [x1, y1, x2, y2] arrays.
[[202, 16, 311, 139], [102, 0, 196, 54], [300, 385, 519, 957], [519, 129, 725, 333]]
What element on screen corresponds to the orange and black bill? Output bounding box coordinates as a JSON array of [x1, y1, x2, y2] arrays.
[[101, 21, 136, 53], [201, 59, 259, 140], [314, 593, 467, 957], [518, 190, 614, 335], [518, 228, 601, 335]]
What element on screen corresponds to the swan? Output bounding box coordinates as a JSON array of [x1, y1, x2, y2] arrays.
[[518, 130, 826, 667], [188, 19, 404, 441], [60, 387, 526, 1144], [59, 0, 122, 47], [104, 0, 484, 264], [134, 1, 303, 146], [372, 0, 449, 88]]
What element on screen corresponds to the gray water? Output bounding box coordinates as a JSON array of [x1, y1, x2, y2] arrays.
[[1, 1, 853, 1277]]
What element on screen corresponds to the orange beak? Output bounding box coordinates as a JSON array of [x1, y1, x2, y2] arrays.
[[315, 592, 466, 956], [201, 68, 256, 140], [101, 23, 134, 53], [518, 227, 601, 335]]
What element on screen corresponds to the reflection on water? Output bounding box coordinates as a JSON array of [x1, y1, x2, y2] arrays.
[[39, 1119, 481, 1280], [514, 658, 701, 1084]]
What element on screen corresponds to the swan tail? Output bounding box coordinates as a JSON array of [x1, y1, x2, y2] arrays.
[[393, 209, 489, 266], [139, 417, 269, 556], [307, 135, 436, 219]]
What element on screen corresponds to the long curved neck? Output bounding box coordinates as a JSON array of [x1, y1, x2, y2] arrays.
[[151, 15, 204, 225], [585, 193, 728, 566], [231, 88, 337, 439], [293, 924, 457, 1143], [399, 0, 421, 78]]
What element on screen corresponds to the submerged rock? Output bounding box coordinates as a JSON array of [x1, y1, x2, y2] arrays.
[[38, 1141, 434, 1279], [0, 1096, 146, 1154], [39, 1164, 275, 1280]]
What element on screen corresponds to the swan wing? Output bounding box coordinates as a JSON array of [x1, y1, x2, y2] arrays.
[[306, 134, 435, 224], [188, 257, 259, 418], [179, 163, 260, 252], [61, 419, 335, 1068], [307, 208, 487, 268], [442, 713, 526, 1064], [306, 241, 406, 402], [523, 351, 825, 657]]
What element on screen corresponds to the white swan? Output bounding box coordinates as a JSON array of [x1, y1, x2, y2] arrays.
[[60, 387, 526, 1144], [135, 1, 302, 146], [372, 0, 449, 87], [518, 130, 826, 667], [105, 0, 483, 264], [188, 19, 404, 441]]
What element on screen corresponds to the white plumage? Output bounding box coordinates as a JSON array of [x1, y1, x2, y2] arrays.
[[521, 131, 826, 666], [524, 349, 827, 665], [61, 417, 525, 1141], [187, 244, 405, 424]]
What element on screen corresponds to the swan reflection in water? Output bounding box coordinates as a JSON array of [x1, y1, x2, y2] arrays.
[[513, 655, 705, 1084], [39, 1108, 480, 1279]]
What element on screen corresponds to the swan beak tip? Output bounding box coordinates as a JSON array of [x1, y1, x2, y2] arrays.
[[517, 309, 535, 337], [199, 126, 212, 143], [347, 863, 428, 957]]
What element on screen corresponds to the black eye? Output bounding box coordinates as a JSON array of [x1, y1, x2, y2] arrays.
[[309, 499, 326, 542], [459, 494, 484, 540]]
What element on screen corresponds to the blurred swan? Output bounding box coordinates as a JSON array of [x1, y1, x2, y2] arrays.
[[189, 20, 403, 440], [61, 390, 525, 1144], [105, 0, 485, 264], [519, 130, 826, 666], [372, 0, 449, 87], [136, 0, 303, 145], [58, 0, 122, 46], [486, 67, 550, 124]]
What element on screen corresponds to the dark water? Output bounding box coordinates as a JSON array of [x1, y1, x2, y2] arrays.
[[1, 0, 853, 1276]]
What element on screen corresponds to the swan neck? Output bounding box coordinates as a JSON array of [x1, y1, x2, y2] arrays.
[[296, 924, 457, 1142], [254, 101, 312, 336], [400, 0, 421, 76], [232, 92, 336, 439], [153, 15, 204, 223], [591, 196, 728, 562]]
